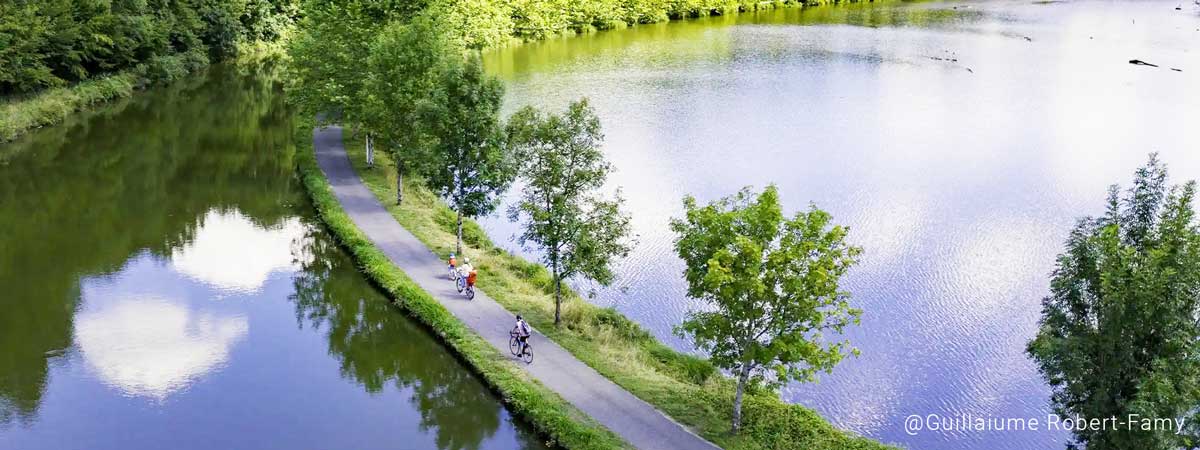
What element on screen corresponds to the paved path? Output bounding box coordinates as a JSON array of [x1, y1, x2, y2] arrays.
[[313, 127, 720, 450]]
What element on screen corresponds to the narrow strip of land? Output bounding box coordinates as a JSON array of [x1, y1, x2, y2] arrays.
[[313, 126, 720, 450]]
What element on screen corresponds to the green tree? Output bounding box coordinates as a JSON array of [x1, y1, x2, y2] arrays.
[[363, 13, 459, 204], [1027, 154, 1200, 450], [670, 185, 862, 433], [505, 99, 632, 326], [420, 55, 514, 255], [286, 0, 420, 127]]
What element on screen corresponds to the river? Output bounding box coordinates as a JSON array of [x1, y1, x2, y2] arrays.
[[0, 64, 548, 450], [481, 1, 1200, 449]]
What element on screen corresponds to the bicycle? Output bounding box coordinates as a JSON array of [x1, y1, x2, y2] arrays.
[[456, 276, 476, 300], [448, 264, 460, 281], [509, 328, 533, 364]]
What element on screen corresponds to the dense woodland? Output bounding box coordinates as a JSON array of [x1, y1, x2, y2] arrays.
[[0, 0, 299, 96]]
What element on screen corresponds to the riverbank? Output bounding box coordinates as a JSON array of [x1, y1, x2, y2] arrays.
[[294, 119, 630, 450], [438, 0, 871, 47], [336, 132, 898, 450], [0, 41, 286, 143]]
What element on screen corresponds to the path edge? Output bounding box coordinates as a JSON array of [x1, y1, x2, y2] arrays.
[[294, 119, 631, 450]]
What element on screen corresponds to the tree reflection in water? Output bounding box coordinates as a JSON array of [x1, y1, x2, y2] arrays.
[[290, 224, 503, 450]]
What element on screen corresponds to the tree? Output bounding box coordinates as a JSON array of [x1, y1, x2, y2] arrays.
[[286, 0, 420, 128], [1027, 154, 1200, 450], [420, 55, 514, 255], [506, 99, 632, 326], [670, 185, 862, 433], [363, 14, 459, 204]]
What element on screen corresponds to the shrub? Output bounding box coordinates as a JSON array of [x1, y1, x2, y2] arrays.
[[742, 395, 888, 450], [648, 343, 716, 385]]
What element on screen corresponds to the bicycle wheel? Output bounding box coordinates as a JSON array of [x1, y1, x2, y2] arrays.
[[466, 286, 475, 300], [456, 277, 465, 293], [521, 345, 533, 364], [508, 336, 520, 355]]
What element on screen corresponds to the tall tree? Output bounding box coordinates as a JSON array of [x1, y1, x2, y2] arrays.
[[363, 14, 459, 204], [420, 55, 514, 255], [506, 99, 632, 326], [671, 186, 862, 433], [1027, 154, 1200, 450], [286, 0, 420, 127]]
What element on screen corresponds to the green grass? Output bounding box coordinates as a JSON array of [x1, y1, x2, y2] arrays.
[[1, 73, 138, 143], [295, 120, 631, 450], [1, 42, 284, 144], [341, 133, 901, 450]]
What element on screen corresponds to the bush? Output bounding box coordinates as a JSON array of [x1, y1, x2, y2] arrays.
[[648, 343, 716, 385], [742, 395, 889, 450]]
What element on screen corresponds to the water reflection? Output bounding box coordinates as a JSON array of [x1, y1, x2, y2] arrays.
[[290, 227, 531, 450], [482, 1, 1200, 449], [0, 62, 546, 450], [76, 290, 249, 399], [0, 61, 295, 427], [172, 210, 310, 294]]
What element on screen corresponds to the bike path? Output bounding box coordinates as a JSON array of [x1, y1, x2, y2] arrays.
[[313, 126, 721, 450]]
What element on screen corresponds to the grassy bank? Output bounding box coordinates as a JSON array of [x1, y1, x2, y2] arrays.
[[294, 120, 630, 450], [1, 72, 138, 143], [340, 133, 898, 450], [1, 42, 287, 144], [435, 0, 870, 47]]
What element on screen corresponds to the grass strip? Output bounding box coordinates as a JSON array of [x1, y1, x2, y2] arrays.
[[2, 42, 286, 144], [294, 119, 631, 450], [341, 132, 901, 450], [1, 73, 137, 143]]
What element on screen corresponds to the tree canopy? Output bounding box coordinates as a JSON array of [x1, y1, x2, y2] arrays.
[[506, 99, 633, 326], [1027, 154, 1200, 450], [419, 56, 515, 255], [671, 185, 862, 432], [286, 0, 421, 125], [0, 0, 298, 96]]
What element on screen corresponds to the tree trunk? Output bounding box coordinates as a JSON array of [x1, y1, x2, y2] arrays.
[[732, 364, 751, 433], [395, 161, 403, 205], [551, 253, 561, 326], [554, 276, 563, 327], [366, 133, 374, 168], [455, 209, 463, 256]]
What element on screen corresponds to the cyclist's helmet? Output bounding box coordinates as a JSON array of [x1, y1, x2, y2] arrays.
[[450, 253, 456, 258], [464, 257, 471, 264]]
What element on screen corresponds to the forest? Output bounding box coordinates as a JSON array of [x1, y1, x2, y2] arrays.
[[0, 0, 299, 96]]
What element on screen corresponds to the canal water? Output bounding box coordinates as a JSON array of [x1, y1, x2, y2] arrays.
[[0, 64, 548, 450], [481, 1, 1200, 449]]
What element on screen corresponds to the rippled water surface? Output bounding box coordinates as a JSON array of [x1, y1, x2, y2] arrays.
[[0, 65, 548, 450], [481, 1, 1200, 449]]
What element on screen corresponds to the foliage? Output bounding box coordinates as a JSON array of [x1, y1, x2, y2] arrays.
[[286, 0, 421, 126], [359, 13, 461, 203], [339, 133, 897, 450], [671, 185, 863, 432], [426, 0, 853, 45], [505, 99, 633, 326], [294, 118, 631, 450], [0, 0, 298, 97], [419, 56, 515, 254], [1027, 154, 1200, 450]]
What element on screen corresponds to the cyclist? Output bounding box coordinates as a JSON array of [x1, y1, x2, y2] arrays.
[[458, 257, 474, 280], [447, 253, 458, 279], [514, 315, 531, 356], [466, 265, 478, 291]]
